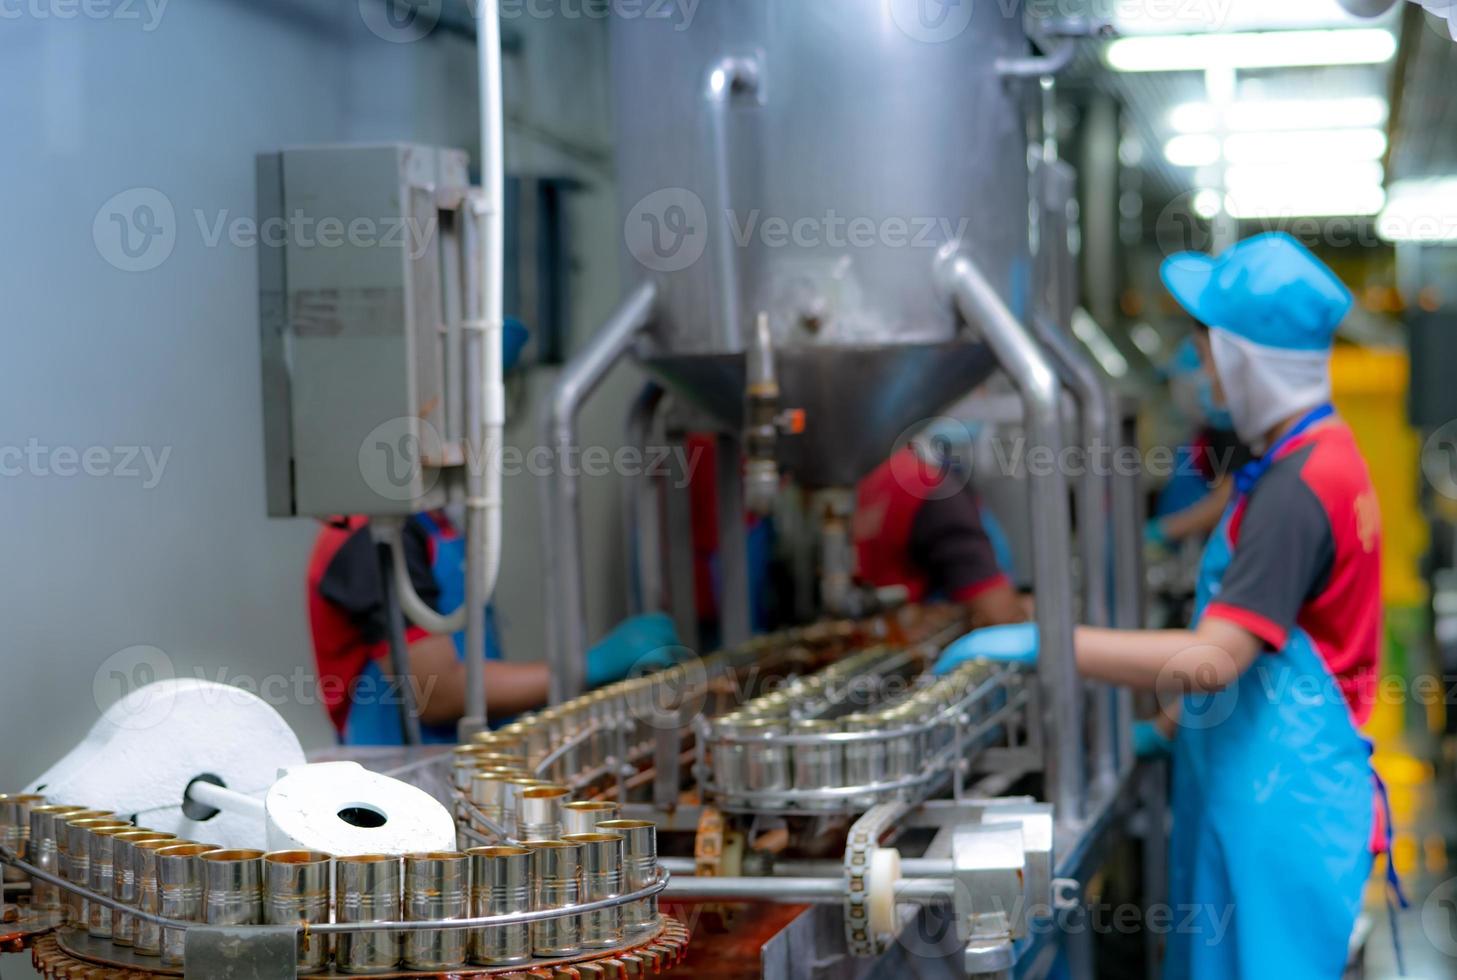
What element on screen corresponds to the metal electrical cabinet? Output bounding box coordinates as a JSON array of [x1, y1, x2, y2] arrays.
[[257, 143, 471, 518]]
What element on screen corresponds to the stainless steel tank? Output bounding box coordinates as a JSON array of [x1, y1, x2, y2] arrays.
[[610, 0, 1033, 486]]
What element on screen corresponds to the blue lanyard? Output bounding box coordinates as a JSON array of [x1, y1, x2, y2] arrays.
[[1232, 404, 1334, 497]]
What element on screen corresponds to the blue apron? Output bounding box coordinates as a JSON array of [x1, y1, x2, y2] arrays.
[[344, 512, 502, 745], [1165, 407, 1375, 979]]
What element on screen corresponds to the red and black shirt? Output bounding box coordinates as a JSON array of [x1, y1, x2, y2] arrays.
[[1203, 420, 1382, 725], [305, 516, 441, 735], [854, 448, 1008, 604]]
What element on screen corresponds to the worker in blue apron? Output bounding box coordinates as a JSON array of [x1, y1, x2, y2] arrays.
[[936, 233, 1397, 978]]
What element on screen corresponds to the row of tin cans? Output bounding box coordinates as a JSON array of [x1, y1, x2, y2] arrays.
[[6, 797, 660, 975], [709, 660, 994, 810]]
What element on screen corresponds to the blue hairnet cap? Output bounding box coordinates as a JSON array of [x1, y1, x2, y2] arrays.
[[1159, 232, 1352, 352]]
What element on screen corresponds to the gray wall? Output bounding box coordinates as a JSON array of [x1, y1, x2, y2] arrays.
[[0, 0, 637, 801]]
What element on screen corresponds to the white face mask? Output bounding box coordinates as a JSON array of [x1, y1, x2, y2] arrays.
[[1208, 329, 1331, 452]]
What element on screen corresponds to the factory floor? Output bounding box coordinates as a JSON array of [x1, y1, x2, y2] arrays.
[[1362, 738, 1457, 978]]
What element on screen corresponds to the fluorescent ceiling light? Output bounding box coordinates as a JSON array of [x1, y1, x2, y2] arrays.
[[1378, 178, 1457, 243], [1106, 29, 1397, 72], [1169, 97, 1389, 133], [1193, 189, 1223, 219], [1224, 184, 1386, 219], [1223, 127, 1387, 165], [1224, 161, 1386, 192], [1113, 0, 1388, 35], [1165, 134, 1221, 167]]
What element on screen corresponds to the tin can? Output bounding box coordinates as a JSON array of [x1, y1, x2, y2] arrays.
[[791, 719, 845, 811], [88, 825, 137, 937], [63, 816, 126, 927], [562, 801, 619, 837], [562, 833, 624, 948], [468, 771, 512, 838], [26, 804, 85, 909], [403, 851, 468, 970], [335, 854, 402, 973], [134, 838, 202, 957], [879, 704, 919, 781], [110, 831, 176, 945], [264, 850, 332, 974], [525, 840, 582, 956], [157, 843, 222, 966], [516, 784, 570, 842], [470, 731, 526, 753], [0, 793, 45, 883], [741, 719, 790, 793], [500, 777, 547, 836], [842, 714, 888, 808], [467, 846, 531, 966], [200, 848, 265, 928], [595, 820, 657, 935]]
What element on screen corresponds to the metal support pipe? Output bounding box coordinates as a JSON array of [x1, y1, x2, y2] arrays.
[[660, 875, 954, 906], [935, 246, 1085, 829], [624, 382, 667, 616], [1031, 155, 1117, 793], [661, 857, 955, 880], [703, 55, 762, 350], [541, 282, 658, 703]]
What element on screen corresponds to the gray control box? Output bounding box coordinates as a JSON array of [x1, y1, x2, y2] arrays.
[[257, 144, 471, 517]]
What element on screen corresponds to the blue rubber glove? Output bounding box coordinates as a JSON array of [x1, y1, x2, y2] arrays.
[[932, 623, 1040, 675], [586, 612, 681, 688], [1133, 719, 1174, 759], [1144, 517, 1171, 550]]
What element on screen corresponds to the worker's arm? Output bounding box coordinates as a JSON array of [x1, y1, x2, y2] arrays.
[[1154, 477, 1232, 543], [966, 581, 1027, 628], [1074, 617, 1262, 694], [408, 635, 549, 725]]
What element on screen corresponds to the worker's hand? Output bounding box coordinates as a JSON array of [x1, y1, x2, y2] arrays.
[[1144, 517, 1171, 551], [932, 622, 1039, 675], [1133, 719, 1174, 759], [586, 612, 682, 688]]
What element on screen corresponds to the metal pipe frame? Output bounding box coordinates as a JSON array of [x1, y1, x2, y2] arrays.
[[1029, 152, 1120, 791], [934, 246, 1086, 830], [703, 54, 763, 350], [624, 382, 667, 617], [660, 874, 954, 906], [541, 281, 658, 703]]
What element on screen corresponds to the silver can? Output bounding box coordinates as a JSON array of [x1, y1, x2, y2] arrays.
[[403, 851, 468, 970], [201, 848, 265, 928], [0, 793, 45, 884], [563, 801, 620, 837], [880, 704, 920, 781], [501, 777, 548, 838], [562, 833, 624, 948], [264, 850, 332, 974], [135, 838, 201, 957], [335, 854, 402, 973], [525, 840, 582, 956], [842, 714, 888, 808], [87, 825, 137, 938], [110, 831, 176, 945], [25, 804, 86, 909], [467, 845, 531, 966], [63, 815, 125, 927], [596, 820, 657, 935], [791, 719, 845, 811], [468, 770, 511, 839], [517, 785, 570, 842], [157, 843, 222, 966]]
